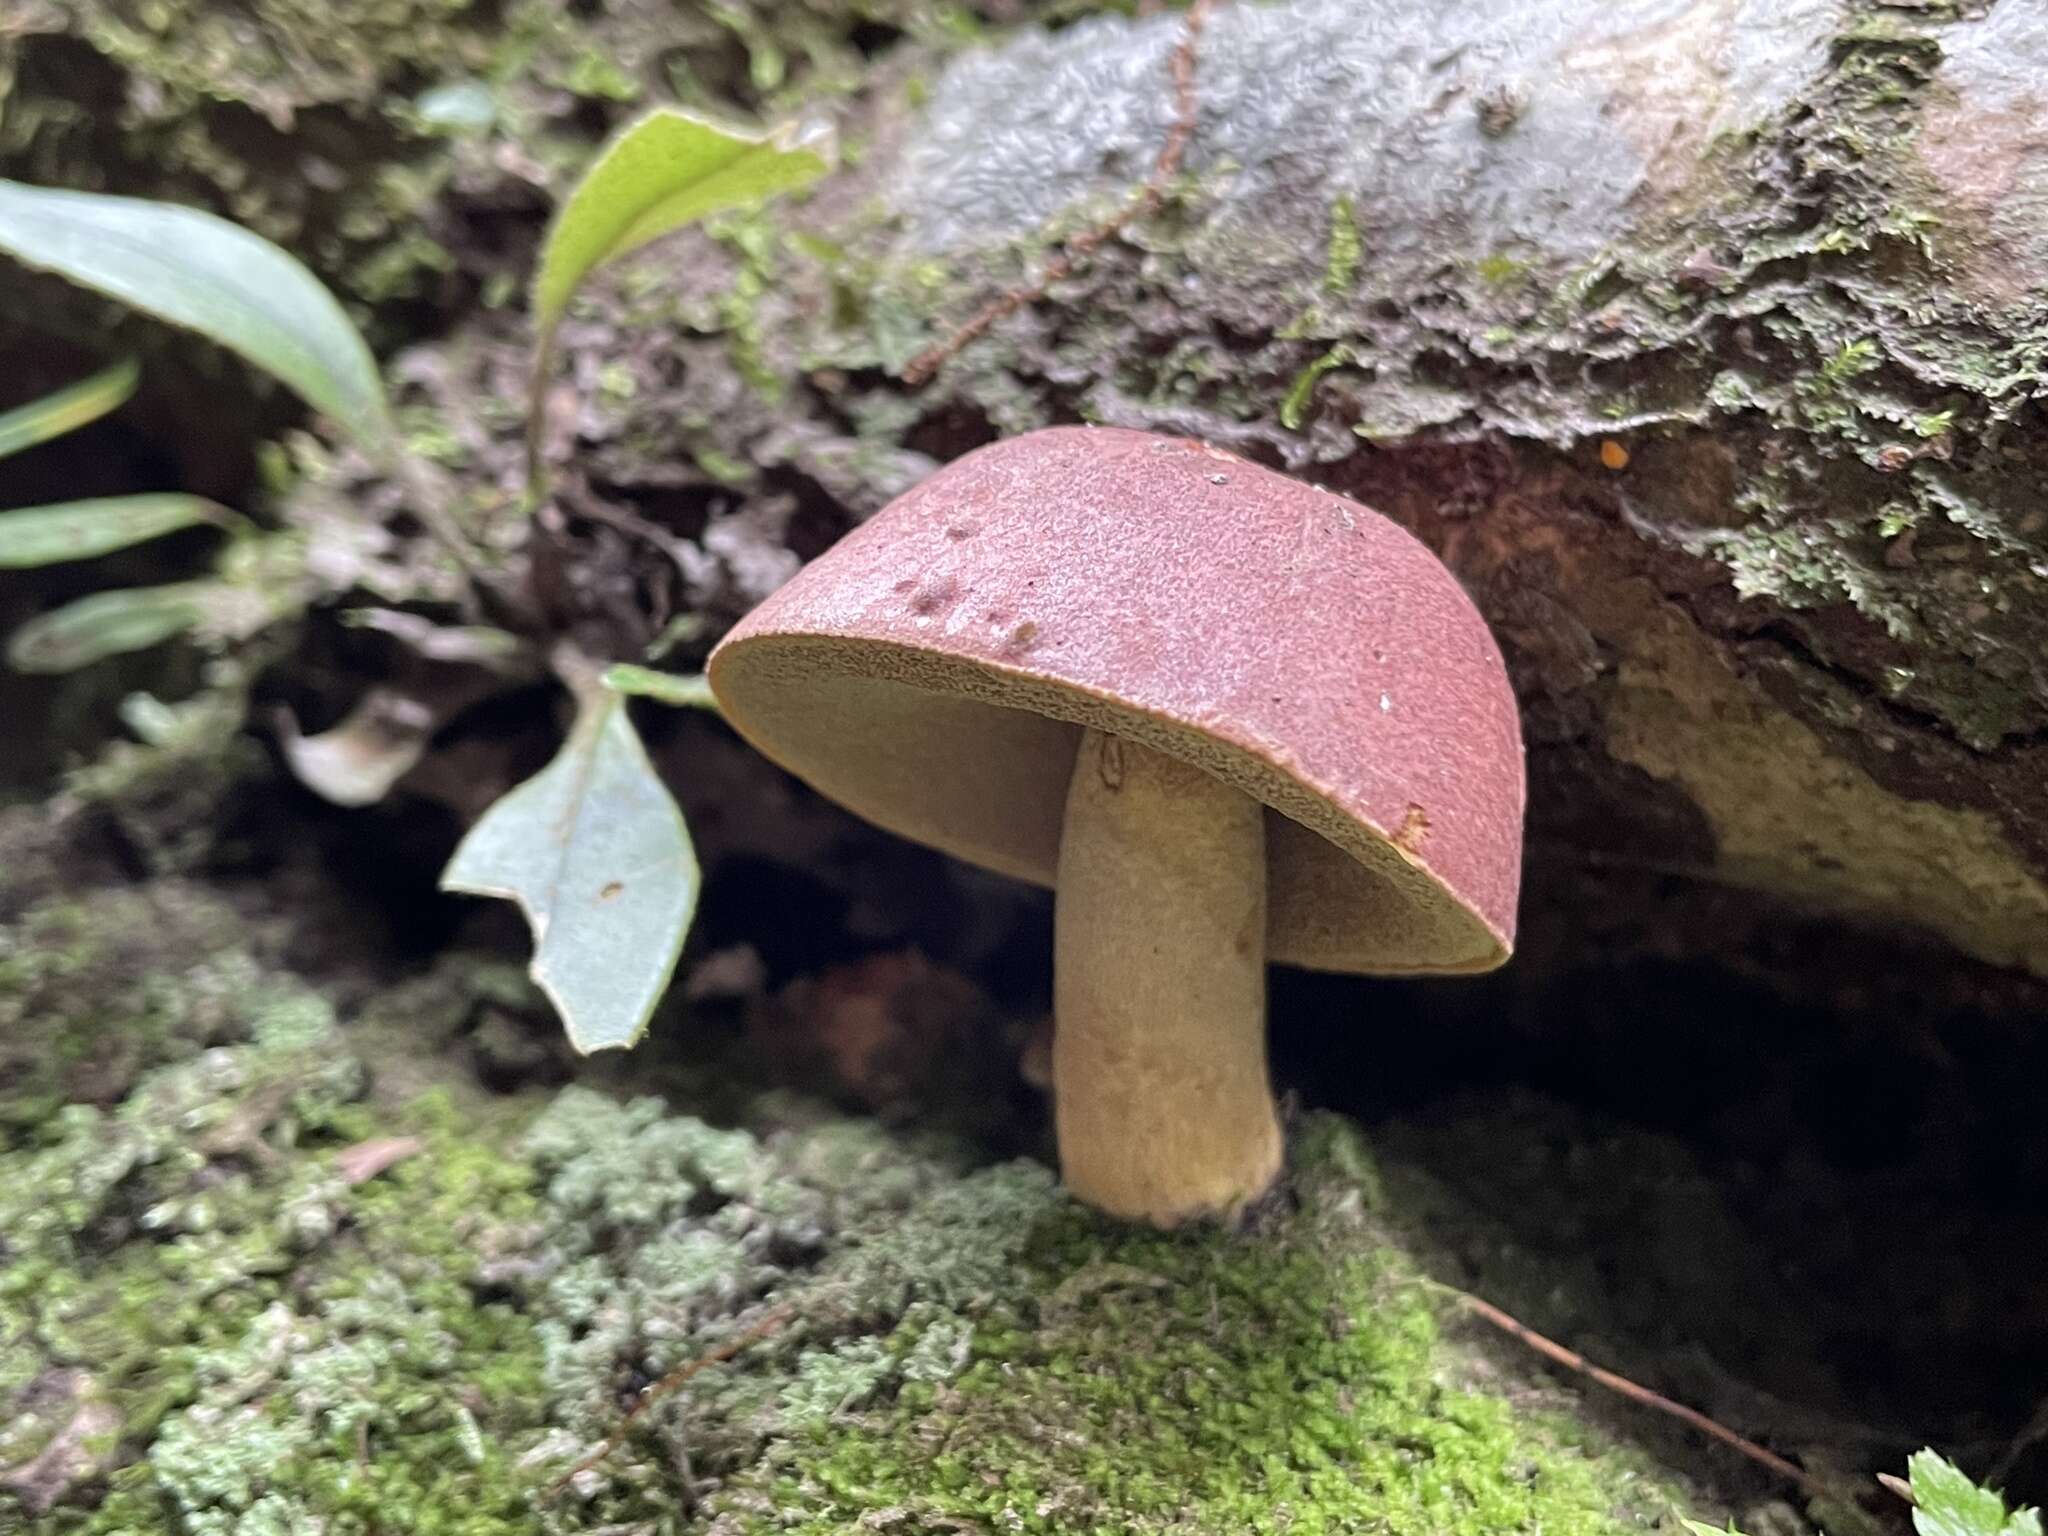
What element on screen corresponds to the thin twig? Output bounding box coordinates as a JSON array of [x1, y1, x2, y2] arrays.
[[524, 334, 558, 505], [1457, 1293, 1833, 1502], [542, 1304, 794, 1500], [901, 0, 1216, 387]]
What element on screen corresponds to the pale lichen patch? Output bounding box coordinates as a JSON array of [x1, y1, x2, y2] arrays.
[[1607, 608, 2048, 975]]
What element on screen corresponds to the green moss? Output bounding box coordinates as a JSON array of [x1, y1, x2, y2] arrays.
[[16, 1080, 550, 1535], [0, 880, 555, 1533], [1280, 344, 1356, 431], [5, 0, 1075, 335], [3, 878, 1702, 1533], [709, 1133, 1678, 1535], [0, 884, 268, 1144], [1325, 195, 1362, 293], [510, 1093, 1690, 1532], [1475, 252, 1533, 287]]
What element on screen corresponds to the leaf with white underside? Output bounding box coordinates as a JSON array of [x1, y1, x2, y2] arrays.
[[526, 108, 828, 479], [0, 494, 238, 569], [440, 692, 697, 1052], [5, 581, 215, 673], [0, 180, 394, 452], [0, 359, 139, 461], [278, 688, 440, 808]]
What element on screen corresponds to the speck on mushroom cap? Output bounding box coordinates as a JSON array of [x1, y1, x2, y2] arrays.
[[708, 427, 1525, 974]]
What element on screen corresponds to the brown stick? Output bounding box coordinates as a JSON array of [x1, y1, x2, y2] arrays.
[[1457, 1293, 1832, 1501], [543, 1304, 794, 1499], [901, 0, 1217, 387]]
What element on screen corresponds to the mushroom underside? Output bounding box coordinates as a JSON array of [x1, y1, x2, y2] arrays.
[[708, 636, 1508, 975]]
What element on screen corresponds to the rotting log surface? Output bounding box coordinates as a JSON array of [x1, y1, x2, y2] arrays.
[[733, 0, 2048, 977], [372, 0, 2048, 975], [6, 0, 2048, 974]]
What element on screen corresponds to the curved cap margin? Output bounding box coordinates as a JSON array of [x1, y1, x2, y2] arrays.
[[709, 427, 1525, 974]]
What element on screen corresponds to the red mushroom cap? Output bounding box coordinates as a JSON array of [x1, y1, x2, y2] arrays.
[[708, 427, 1524, 973]]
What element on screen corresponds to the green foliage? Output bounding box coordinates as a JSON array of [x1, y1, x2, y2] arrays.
[[602, 663, 720, 709], [1908, 1451, 2043, 1536], [525, 107, 829, 480], [1682, 1450, 2039, 1536], [5, 581, 218, 674], [0, 366, 247, 672], [531, 108, 829, 356], [0, 359, 138, 461], [0, 495, 237, 570], [0, 186, 394, 674], [440, 691, 698, 1053], [0, 180, 395, 453], [0, 122, 827, 1052], [439, 105, 826, 1051]]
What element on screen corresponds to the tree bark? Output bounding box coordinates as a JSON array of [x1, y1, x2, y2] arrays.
[[557, 0, 2048, 977], [8, 0, 2048, 978]]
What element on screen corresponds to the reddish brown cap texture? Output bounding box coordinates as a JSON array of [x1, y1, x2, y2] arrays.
[[709, 427, 1524, 973]]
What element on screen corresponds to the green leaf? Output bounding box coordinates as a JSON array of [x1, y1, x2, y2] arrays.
[[1910, 1452, 2042, 1536], [440, 691, 697, 1052], [0, 494, 236, 569], [603, 663, 720, 710], [5, 581, 213, 673], [1681, 1522, 1746, 1536], [532, 108, 828, 346], [527, 108, 828, 482], [0, 358, 139, 461], [0, 180, 394, 452]]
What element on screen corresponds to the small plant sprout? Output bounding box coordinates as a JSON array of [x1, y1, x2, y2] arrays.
[[709, 428, 1526, 1226], [524, 107, 830, 492], [0, 133, 821, 1056], [1683, 1448, 2040, 1536], [442, 106, 827, 1054]]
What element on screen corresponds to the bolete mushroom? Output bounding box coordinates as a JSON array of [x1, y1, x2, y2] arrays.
[[708, 427, 1524, 1226]]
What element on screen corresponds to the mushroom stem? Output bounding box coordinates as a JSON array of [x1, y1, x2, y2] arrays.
[[1053, 727, 1281, 1225]]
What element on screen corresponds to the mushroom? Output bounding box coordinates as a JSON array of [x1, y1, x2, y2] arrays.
[[708, 427, 1524, 1226]]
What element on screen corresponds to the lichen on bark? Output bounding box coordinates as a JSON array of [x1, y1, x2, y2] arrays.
[[356, 0, 2048, 972]]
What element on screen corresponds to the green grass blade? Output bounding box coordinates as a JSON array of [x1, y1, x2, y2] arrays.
[[0, 358, 140, 461], [5, 581, 213, 673], [0, 493, 237, 569], [0, 180, 394, 453]]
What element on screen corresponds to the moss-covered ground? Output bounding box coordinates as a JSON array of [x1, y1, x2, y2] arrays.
[[0, 865, 1715, 1534]]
